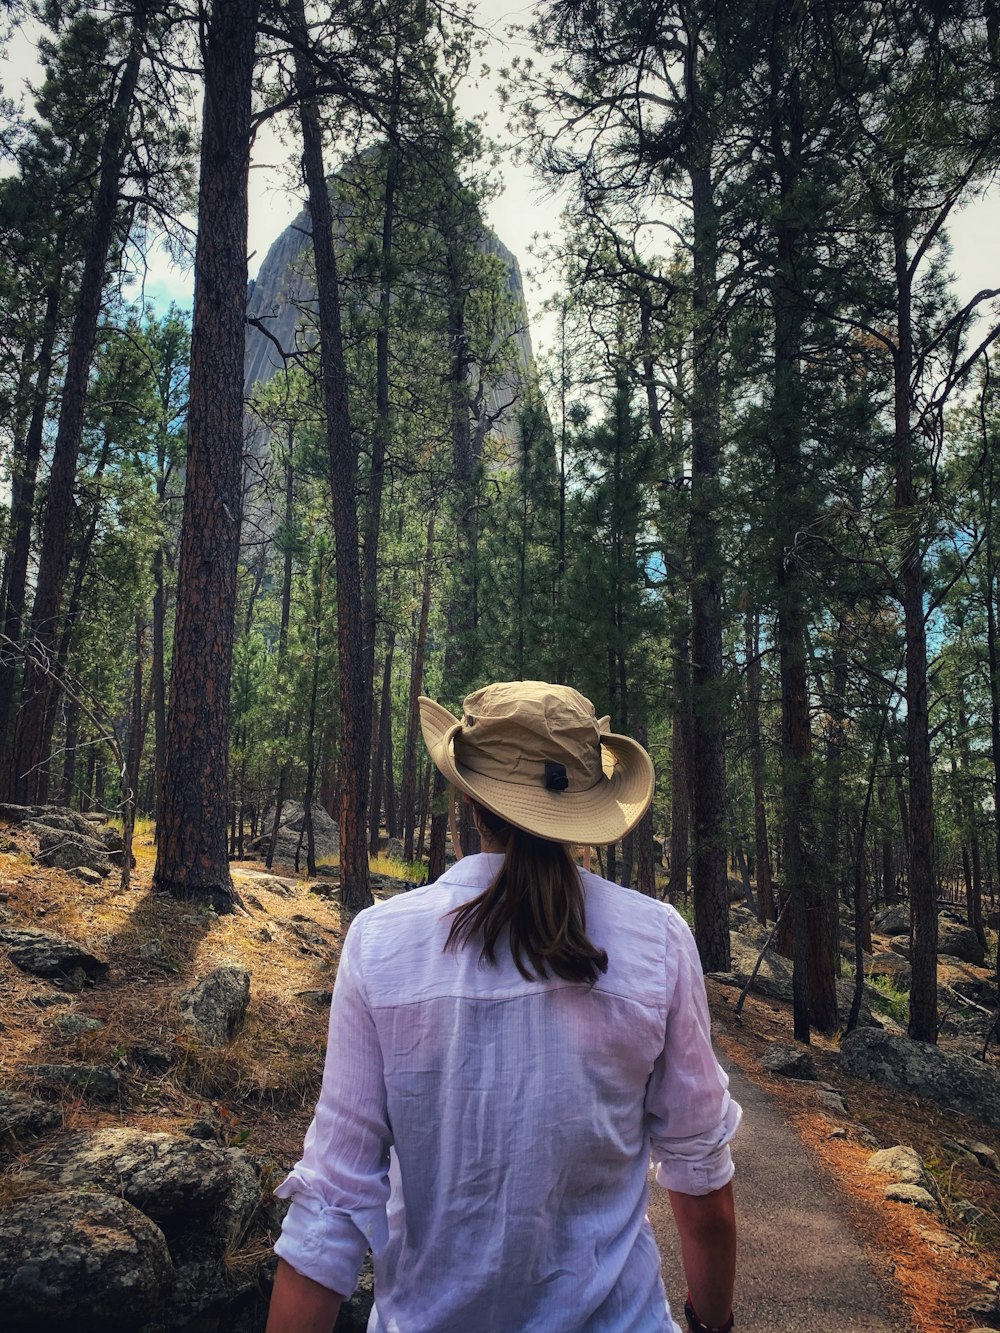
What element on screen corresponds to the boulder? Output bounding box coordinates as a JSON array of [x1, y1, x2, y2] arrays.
[[0, 1190, 173, 1333], [943, 1137, 1000, 1173], [840, 1029, 1000, 1131], [248, 800, 340, 867], [30, 1128, 261, 1257], [383, 837, 405, 862], [54, 1013, 104, 1037], [0, 926, 108, 986], [231, 869, 297, 899], [0, 804, 96, 835], [867, 1144, 937, 1194], [31, 828, 111, 877], [0, 1089, 60, 1146], [72, 866, 104, 886], [177, 966, 250, 1045], [884, 1183, 939, 1213], [816, 1089, 849, 1115], [726, 933, 794, 1001], [24, 811, 94, 837], [874, 904, 910, 936], [26, 1064, 120, 1102], [869, 953, 911, 988], [937, 921, 987, 967], [761, 1043, 816, 1080]]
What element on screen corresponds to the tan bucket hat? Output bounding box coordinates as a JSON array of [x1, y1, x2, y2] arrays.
[[419, 680, 654, 846]]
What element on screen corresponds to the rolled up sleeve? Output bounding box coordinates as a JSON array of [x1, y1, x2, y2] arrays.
[[274, 913, 391, 1295], [646, 910, 742, 1196]]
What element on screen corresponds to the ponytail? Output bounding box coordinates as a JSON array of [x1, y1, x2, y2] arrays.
[[445, 802, 609, 985]]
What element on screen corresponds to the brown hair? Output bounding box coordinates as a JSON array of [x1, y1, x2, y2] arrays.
[[445, 802, 609, 985]]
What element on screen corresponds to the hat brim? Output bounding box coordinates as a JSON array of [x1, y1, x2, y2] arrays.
[[419, 696, 654, 846]]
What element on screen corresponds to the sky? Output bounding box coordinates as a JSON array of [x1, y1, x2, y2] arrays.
[[1, 2, 998, 369]]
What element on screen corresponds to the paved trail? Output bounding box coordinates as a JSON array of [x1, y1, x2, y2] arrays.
[[648, 1065, 913, 1333]]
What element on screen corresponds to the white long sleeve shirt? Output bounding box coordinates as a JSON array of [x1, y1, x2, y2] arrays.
[[274, 852, 740, 1333]]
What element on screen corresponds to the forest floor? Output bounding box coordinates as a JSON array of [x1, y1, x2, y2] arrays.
[[1, 820, 998, 1332], [707, 988, 1000, 1333]]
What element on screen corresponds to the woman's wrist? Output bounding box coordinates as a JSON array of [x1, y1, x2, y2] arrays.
[[684, 1292, 734, 1333]]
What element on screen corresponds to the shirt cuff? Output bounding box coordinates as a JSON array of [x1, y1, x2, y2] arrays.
[[273, 1181, 387, 1296], [652, 1093, 742, 1196]]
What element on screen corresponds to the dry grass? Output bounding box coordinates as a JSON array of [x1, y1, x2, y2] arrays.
[[4, 818, 999, 1332], [0, 821, 348, 1184]]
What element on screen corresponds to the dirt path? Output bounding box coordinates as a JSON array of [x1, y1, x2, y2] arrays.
[[648, 1064, 914, 1333]]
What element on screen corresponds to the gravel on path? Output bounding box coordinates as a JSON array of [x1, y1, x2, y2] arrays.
[[648, 1064, 914, 1333]]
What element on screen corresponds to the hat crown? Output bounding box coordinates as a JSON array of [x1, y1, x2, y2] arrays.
[[456, 681, 604, 791]]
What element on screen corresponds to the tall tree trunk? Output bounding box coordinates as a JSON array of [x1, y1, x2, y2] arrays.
[[0, 277, 62, 797], [13, 19, 147, 802], [669, 629, 691, 903], [745, 610, 774, 921], [688, 145, 729, 971], [634, 723, 657, 897], [428, 201, 478, 883], [769, 38, 836, 1037], [291, 0, 371, 911], [60, 698, 81, 806], [416, 759, 431, 863], [120, 614, 145, 893], [153, 0, 258, 913], [401, 516, 434, 862], [369, 644, 394, 854], [957, 702, 986, 945], [982, 532, 1000, 968], [359, 58, 401, 730], [384, 711, 399, 839], [878, 778, 897, 905], [893, 173, 937, 1043]]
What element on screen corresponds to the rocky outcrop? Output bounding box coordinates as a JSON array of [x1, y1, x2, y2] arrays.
[[0, 1190, 174, 1332], [244, 202, 537, 470], [0, 803, 106, 835], [839, 1029, 1000, 1131], [26, 1063, 120, 1102], [177, 966, 250, 1046], [0, 1090, 60, 1147], [761, 1043, 816, 1079], [247, 800, 340, 868], [32, 1129, 260, 1252], [31, 827, 112, 876], [869, 953, 911, 988], [937, 921, 987, 967], [1, 1129, 265, 1331], [867, 1144, 941, 1214], [0, 926, 108, 986], [873, 904, 910, 935]]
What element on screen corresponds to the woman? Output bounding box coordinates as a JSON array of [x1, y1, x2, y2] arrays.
[[267, 681, 740, 1333]]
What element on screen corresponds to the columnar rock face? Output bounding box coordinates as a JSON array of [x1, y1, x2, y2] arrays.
[[242, 186, 538, 479]]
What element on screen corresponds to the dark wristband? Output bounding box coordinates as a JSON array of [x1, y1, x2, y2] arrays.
[[684, 1295, 734, 1333]]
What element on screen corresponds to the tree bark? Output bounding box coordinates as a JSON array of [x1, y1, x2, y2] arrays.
[[893, 172, 937, 1043], [291, 0, 371, 911], [369, 643, 394, 854], [745, 610, 774, 921], [401, 516, 434, 862], [669, 629, 691, 903], [688, 141, 729, 970], [13, 17, 147, 803], [0, 277, 62, 798], [152, 0, 258, 912]]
